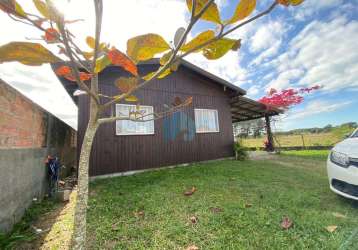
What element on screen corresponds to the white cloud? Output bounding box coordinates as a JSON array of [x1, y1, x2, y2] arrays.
[[187, 51, 248, 87], [267, 17, 358, 92], [266, 69, 304, 90], [293, 0, 344, 21], [285, 99, 353, 121], [246, 85, 260, 97]]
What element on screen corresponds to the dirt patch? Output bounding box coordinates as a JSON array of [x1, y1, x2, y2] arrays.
[[16, 190, 77, 250]]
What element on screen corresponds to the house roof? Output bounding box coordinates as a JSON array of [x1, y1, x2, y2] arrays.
[[230, 95, 282, 123], [140, 59, 246, 95], [52, 60, 281, 123]]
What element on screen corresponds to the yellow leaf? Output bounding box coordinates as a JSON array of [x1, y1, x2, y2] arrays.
[[170, 60, 180, 72], [226, 0, 256, 24], [33, 0, 49, 18], [115, 77, 138, 93], [127, 33, 170, 62], [325, 225, 338, 233], [0, 42, 60, 66], [290, 0, 304, 6], [180, 30, 215, 52], [14, 1, 26, 17], [94, 55, 111, 73], [186, 0, 221, 24], [0, 0, 26, 18], [160, 51, 172, 66], [86, 36, 95, 49], [125, 95, 139, 102], [83, 51, 94, 60], [142, 67, 172, 81], [203, 38, 239, 60]]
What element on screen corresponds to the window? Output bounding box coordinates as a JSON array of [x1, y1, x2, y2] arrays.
[[115, 104, 154, 135], [194, 109, 219, 133]]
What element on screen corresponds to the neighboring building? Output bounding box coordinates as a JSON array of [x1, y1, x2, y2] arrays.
[[56, 60, 279, 178], [0, 79, 76, 233]]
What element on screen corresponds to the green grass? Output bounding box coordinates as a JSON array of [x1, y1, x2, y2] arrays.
[[87, 157, 358, 249], [242, 133, 340, 148], [0, 199, 58, 249], [280, 150, 330, 160]]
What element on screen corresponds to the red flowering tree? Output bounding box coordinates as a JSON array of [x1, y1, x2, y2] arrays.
[[258, 85, 320, 151], [259, 85, 321, 109]]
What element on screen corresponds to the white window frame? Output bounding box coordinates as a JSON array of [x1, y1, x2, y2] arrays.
[[115, 104, 154, 136], [194, 108, 220, 133]]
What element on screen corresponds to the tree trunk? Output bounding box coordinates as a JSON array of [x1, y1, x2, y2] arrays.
[[72, 121, 99, 250]]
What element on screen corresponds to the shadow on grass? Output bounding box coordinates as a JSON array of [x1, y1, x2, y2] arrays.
[[0, 191, 76, 250]]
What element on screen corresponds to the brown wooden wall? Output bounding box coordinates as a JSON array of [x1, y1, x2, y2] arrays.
[[78, 65, 235, 176]]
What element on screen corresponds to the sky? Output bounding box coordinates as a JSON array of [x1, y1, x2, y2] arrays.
[[0, 0, 357, 131]]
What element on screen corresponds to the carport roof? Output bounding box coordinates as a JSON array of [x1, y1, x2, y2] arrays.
[[230, 95, 282, 123]]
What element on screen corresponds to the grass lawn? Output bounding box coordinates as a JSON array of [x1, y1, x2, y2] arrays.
[[280, 150, 330, 160], [2, 153, 358, 249], [87, 155, 358, 249], [241, 133, 339, 148]]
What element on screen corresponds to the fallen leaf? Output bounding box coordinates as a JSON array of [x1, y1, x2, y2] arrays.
[[184, 186, 197, 196], [332, 212, 346, 219], [280, 216, 293, 230], [326, 225, 338, 233], [189, 216, 198, 224], [133, 210, 145, 218], [186, 245, 199, 250], [210, 207, 223, 213], [245, 203, 252, 208]]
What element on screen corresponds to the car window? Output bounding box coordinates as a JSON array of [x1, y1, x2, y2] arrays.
[[351, 129, 358, 138]]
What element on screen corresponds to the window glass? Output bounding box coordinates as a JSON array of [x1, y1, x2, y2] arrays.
[[116, 104, 154, 135], [194, 109, 219, 133]]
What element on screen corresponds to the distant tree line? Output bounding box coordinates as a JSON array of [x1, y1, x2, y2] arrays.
[[234, 121, 358, 138], [275, 122, 358, 136]]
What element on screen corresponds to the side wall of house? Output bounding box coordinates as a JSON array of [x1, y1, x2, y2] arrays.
[[78, 65, 235, 176], [0, 81, 76, 233]]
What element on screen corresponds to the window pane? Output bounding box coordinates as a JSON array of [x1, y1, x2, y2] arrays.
[[116, 104, 154, 135], [195, 109, 219, 133]]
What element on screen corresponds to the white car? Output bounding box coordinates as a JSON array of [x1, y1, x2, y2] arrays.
[[327, 128, 358, 200]]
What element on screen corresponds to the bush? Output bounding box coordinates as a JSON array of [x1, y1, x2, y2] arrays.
[[234, 140, 248, 161]]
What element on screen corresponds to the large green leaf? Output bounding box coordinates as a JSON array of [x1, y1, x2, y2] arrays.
[[0, 42, 60, 65], [226, 0, 256, 25], [127, 33, 170, 62], [203, 38, 241, 60], [180, 30, 215, 52], [186, 0, 221, 24]]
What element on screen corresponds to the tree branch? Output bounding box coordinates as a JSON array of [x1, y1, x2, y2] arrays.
[[54, 11, 99, 104], [178, 1, 278, 59], [98, 101, 191, 124], [101, 0, 215, 111]]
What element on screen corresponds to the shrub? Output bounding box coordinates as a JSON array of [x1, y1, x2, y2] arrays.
[[234, 140, 248, 161]]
